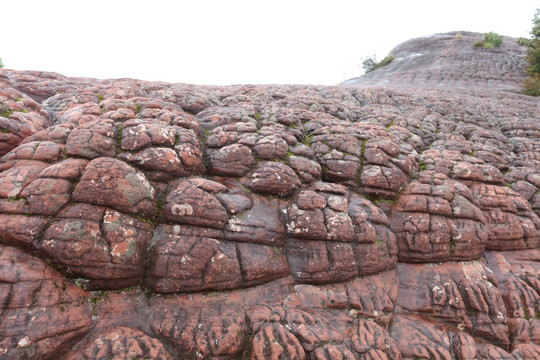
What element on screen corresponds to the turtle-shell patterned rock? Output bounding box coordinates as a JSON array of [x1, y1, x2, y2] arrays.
[[0, 30, 539, 358]]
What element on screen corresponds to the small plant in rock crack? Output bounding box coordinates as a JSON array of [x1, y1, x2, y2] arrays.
[[474, 32, 503, 49], [361, 54, 394, 73]]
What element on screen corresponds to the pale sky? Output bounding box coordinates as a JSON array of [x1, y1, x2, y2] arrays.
[[2, 0, 539, 85]]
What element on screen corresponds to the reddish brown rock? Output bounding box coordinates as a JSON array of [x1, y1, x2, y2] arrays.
[[208, 143, 255, 177], [0, 84, 51, 156], [65, 119, 119, 159], [0, 160, 49, 198], [390, 314, 513, 360], [162, 177, 229, 229], [0, 245, 92, 359], [251, 323, 306, 360], [391, 171, 488, 262], [285, 183, 397, 283], [244, 161, 301, 197], [470, 183, 540, 251], [485, 249, 540, 353], [149, 296, 248, 359], [0, 215, 48, 248], [1, 37, 540, 359], [147, 224, 288, 293], [396, 261, 509, 346], [72, 157, 156, 218], [41, 204, 153, 289], [119, 121, 202, 180], [64, 327, 173, 360]]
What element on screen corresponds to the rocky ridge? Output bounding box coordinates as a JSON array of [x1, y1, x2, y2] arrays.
[[0, 32, 539, 359]]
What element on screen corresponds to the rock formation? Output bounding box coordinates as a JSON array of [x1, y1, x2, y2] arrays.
[[0, 32, 538, 359]]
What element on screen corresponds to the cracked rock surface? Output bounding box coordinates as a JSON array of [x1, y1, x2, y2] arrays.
[[0, 32, 539, 359]]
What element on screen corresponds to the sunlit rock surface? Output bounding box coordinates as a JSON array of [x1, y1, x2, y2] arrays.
[[0, 32, 539, 359]]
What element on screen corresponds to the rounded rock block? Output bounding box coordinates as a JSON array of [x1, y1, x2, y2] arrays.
[[162, 178, 230, 229], [196, 103, 258, 130], [307, 122, 418, 197], [391, 171, 488, 262], [469, 183, 540, 251], [290, 269, 399, 320], [0, 84, 51, 156], [244, 161, 301, 197], [207, 143, 255, 177], [285, 182, 397, 284], [65, 119, 119, 159], [72, 157, 156, 218], [118, 120, 203, 181], [41, 203, 154, 289], [146, 224, 289, 293]]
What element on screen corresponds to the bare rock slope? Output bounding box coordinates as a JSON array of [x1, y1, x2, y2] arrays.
[[342, 31, 529, 91], [0, 32, 539, 359]]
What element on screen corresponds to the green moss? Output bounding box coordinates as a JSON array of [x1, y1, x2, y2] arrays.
[[96, 94, 104, 103], [0, 109, 15, 118], [134, 103, 142, 114], [89, 291, 109, 316], [302, 133, 314, 146], [115, 124, 123, 150], [474, 32, 503, 49]]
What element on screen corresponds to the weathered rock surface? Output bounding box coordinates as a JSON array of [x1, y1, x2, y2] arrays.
[[0, 31, 539, 359]]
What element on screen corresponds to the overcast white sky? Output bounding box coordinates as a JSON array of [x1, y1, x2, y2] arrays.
[[2, 0, 539, 85]]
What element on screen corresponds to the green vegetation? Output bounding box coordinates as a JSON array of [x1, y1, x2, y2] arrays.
[[0, 58, 3, 68], [517, 37, 532, 47], [361, 54, 394, 73], [522, 74, 540, 96], [521, 8, 540, 96], [473, 32, 503, 49]]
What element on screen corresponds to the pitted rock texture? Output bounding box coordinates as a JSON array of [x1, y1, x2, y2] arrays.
[[0, 31, 539, 359]]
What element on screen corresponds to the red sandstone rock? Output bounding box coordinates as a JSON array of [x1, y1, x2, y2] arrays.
[[64, 327, 173, 360], [0, 245, 92, 359], [72, 157, 156, 218], [0, 34, 539, 358], [0, 83, 51, 156], [391, 171, 488, 262]]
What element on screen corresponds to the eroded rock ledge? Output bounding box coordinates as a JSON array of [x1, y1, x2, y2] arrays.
[[0, 33, 539, 359]]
